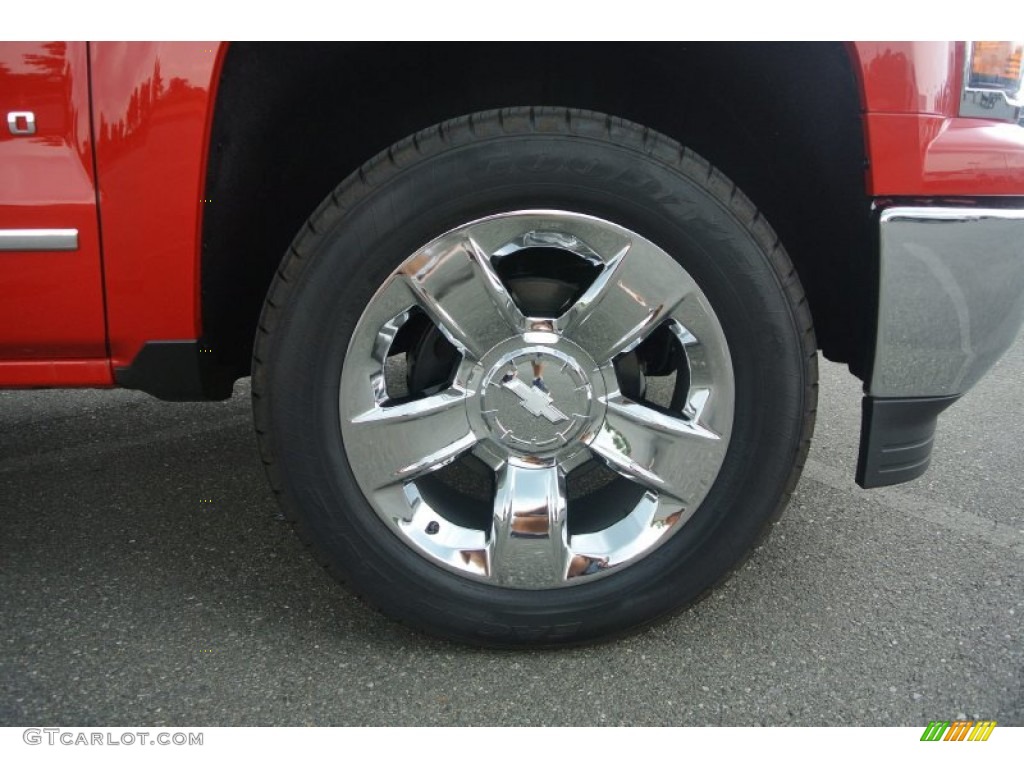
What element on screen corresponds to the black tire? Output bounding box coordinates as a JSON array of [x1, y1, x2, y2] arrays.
[[252, 107, 817, 647]]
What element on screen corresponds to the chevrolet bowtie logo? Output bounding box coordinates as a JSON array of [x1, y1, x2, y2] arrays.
[[500, 377, 569, 424]]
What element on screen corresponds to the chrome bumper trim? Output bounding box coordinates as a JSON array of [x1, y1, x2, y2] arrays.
[[0, 228, 79, 251], [871, 207, 1024, 398]]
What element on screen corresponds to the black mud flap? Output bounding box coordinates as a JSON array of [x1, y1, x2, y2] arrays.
[[114, 340, 236, 401], [856, 394, 959, 488]]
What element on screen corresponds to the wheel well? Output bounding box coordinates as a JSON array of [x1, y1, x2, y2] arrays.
[[201, 42, 874, 383]]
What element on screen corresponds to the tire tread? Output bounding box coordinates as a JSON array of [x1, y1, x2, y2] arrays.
[[251, 107, 818, 648]]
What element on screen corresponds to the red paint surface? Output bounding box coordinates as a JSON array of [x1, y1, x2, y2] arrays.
[[89, 41, 225, 369], [0, 359, 112, 387], [0, 41, 108, 370], [864, 114, 1024, 195], [851, 41, 1024, 195], [850, 42, 961, 116]]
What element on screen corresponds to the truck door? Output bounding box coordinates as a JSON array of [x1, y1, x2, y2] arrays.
[[0, 41, 108, 385]]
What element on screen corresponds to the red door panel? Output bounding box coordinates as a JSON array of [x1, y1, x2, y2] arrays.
[[0, 41, 108, 369]]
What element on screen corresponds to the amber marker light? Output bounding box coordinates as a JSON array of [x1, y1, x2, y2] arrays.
[[968, 41, 1024, 95]]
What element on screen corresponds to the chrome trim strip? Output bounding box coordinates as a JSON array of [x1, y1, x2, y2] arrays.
[[871, 207, 1024, 399], [880, 208, 1024, 223], [0, 229, 79, 251]]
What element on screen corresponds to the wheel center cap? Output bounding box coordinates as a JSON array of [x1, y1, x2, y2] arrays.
[[478, 345, 596, 457], [500, 374, 569, 424]]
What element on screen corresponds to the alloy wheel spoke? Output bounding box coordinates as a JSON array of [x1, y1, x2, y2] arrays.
[[400, 235, 526, 360], [489, 462, 571, 587], [568, 490, 687, 575], [557, 238, 695, 363], [588, 395, 727, 506], [343, 211, 735, 589], [346, 391, 475, 490]]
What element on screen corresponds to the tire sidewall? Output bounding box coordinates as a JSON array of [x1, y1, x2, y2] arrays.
[[263, 128, 810, 644]]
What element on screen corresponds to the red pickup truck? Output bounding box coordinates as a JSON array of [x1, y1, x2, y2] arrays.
[[2, 42, 1022, 646]]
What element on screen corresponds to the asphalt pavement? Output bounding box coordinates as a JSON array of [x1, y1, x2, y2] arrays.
[[1, 340, 1021, 726]]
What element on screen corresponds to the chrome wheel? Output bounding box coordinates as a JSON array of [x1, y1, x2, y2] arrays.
[[256, 108, 817, 645], [340, 210, 735, 589]]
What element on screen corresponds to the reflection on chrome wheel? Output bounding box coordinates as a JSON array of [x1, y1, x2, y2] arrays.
[[253, 108, 816, 646], [340, 211, 734, 588]]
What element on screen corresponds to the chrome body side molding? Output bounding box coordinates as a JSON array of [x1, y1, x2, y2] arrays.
[[0, 229, 79, 252]]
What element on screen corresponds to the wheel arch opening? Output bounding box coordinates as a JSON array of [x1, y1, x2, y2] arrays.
[[200, 42, 874, 387]]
